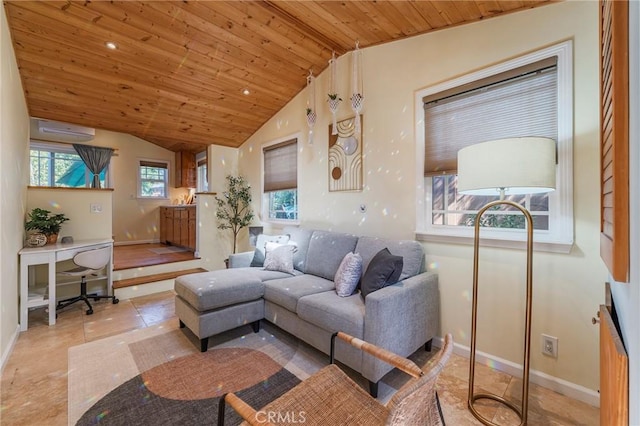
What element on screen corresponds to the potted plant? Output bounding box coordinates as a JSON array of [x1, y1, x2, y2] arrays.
[[25, 208, 69, 244], [215, 175, 254, 258]]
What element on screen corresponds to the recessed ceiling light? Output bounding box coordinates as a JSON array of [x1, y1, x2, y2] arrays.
[[105, 41, 118, 50], [242, 88, 250, 96]]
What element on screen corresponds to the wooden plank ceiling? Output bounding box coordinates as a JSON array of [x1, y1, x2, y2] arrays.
[[4, 1, 553, 153]]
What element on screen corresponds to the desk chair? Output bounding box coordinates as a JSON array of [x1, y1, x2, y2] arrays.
[[219, 333, 454, 426], [56, 246, 118, 315]]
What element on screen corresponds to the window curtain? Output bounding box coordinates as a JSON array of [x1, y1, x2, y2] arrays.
[[263, 138, 297, 192], [424, 57, 557, 176], [73, 144, 114, 188]]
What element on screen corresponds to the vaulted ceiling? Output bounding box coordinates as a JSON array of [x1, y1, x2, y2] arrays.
[[4, 1, 554, 153]]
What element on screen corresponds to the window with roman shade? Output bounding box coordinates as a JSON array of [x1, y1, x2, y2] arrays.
[[415, 41, 574, 252], [262, 137, 298, 221], [424, 57, 557, 176]]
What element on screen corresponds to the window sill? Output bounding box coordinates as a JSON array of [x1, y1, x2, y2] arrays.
[[415, 231, 573, 254], [136, 196, 169, 201], [263, 218, 300, 226], [28, 186, 114, 191]]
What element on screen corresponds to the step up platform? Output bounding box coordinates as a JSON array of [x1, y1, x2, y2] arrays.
[[113, 268, 208, 289]]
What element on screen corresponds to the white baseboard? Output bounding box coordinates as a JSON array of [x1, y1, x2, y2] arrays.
[[113, 239, 158, 246], [0, 324, 20, 374], [432, 336, 600, 407]]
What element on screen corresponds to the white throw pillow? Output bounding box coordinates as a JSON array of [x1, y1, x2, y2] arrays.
[[250, 234, 290, 267], [263, 242, 296, 274], [334, 252, 363, 297]]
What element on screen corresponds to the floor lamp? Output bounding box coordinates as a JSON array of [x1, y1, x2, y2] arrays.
[[457, 137, 556, 426]]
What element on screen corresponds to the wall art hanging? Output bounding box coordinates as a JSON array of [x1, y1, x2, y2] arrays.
[[328, 115, 363, 192]]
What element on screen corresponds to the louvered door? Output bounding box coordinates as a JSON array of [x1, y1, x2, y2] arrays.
[[599, 0, 629, 283], [599, 304, 628, 425]]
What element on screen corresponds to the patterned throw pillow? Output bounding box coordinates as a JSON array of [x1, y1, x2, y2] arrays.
[[263, 242, 296, 274], [250, 234, 290, 267], [334, 252, 363, 297]]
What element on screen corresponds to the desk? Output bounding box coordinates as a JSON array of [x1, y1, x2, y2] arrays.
[[19, 238, 113, 331]]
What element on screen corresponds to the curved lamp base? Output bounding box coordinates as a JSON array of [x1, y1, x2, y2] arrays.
[[468, 392, 525, 426]]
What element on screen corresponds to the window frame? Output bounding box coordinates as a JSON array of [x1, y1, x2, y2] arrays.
[[261, 133, 300, 225], [196, 150, 209, 192], [414, 41, 574, 253], [29, 140, 110, 188], [137, 158, 170, 199]]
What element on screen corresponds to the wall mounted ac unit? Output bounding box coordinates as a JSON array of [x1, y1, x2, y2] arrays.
[[37, 119, 95, 141]]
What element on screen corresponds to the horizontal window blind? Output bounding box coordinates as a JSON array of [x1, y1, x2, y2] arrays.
[[424, 60, 558, 176], [264, 138, 297, 192]]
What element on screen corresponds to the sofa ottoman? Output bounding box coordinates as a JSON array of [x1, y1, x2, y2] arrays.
[[174, 268, 293, 351]]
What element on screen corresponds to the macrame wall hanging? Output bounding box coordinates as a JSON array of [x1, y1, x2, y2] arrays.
[[350, 42, 364, 139], [327, 51, 342, 135], [306, 70, 317, 145]]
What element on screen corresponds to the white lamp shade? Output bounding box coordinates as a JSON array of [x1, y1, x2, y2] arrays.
[[457, 137, 556, 196]]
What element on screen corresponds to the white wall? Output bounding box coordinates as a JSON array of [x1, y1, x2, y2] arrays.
[[0, 5, 30, 372], [66, 129, 191, 244], [26, 188, 113, 241], [196, 145, 239, 270], [238, 1, 605, 395], [609, 1, 640, 424]]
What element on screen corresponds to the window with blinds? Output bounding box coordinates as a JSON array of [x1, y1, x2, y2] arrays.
[[138, 159, 169, 198], [424, 58, 557, 176], [415, 41, 574, 251], [263, 138, 298, 221]]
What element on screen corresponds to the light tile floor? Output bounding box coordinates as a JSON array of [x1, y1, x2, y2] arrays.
[[0, 291, 598, 425]]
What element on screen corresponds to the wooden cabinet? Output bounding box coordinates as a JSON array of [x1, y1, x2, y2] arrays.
[[160, 206, 196, 251], [175, 151, 197, 188]]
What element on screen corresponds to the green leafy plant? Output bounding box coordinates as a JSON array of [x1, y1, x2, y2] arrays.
[[215, 175, 254, 254], [327, 93, 342, 101], [25, 208, 69, 236]]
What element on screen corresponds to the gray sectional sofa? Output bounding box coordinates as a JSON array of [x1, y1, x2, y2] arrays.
[[174, 227, 439, 395]]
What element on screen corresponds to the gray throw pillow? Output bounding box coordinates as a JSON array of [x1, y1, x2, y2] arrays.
[[360, 248, 403, 298], [263, 242, 296, 274], [334, 252, 363, 297], [250, 234, 290, 267]]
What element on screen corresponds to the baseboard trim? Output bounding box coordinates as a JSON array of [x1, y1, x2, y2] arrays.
[[0, 324, 20, 374], [432, 336, 600, 407]]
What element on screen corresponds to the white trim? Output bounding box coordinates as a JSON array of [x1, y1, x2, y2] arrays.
[[415, 231, 572, 254], [260, 132, 301, 224], [415, 41, 574, 249], [431, 336, 600, 407], [0, 324, 20, 374]]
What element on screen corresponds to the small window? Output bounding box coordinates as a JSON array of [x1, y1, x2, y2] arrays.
[[196, 151, 208, 192], [262, 137, 298, 222], [30, 142, 108, 188], [138, 160, 169, 198]]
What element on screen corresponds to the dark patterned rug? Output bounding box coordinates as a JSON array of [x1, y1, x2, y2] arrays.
[[69, 324, 323, 426]]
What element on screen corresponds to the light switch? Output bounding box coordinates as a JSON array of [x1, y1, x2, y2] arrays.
[[90, 203, 103, 214]]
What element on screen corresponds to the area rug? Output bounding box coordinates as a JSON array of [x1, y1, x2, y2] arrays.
[[68, 322, 328, 425], [148, 246, 189, 255]]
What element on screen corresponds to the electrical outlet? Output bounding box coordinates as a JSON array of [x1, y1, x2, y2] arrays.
[[90, 203, 103, 214], [541, 334, 558, 358]]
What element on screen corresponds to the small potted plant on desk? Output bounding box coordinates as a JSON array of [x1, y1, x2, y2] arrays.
[[25, 207, 69, 245]]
